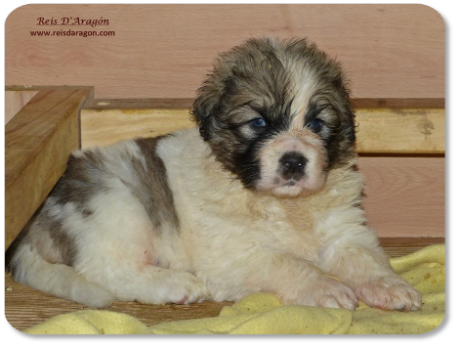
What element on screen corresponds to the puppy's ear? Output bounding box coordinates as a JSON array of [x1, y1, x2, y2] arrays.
[[342, 106, 357, 142], [192, 83, 223, 142], [333, 75, 357, 143], [345, 125, 356, 142], [338, 89, 357, 142]]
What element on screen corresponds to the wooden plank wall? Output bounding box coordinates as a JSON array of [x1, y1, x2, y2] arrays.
[[5, 4, 444, 240], [5, 90, 38, 124], [81, 101, 445, 154], [5, 4, 444, 99], [80, 100, 445, 239]]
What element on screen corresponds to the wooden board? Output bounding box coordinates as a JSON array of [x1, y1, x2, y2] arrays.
[[359, 157, 444, 238], [80, 107, 445, 238], [5, 4, 444, 99], [5, 88, 92, 251], [4, 238, 444, 332], [5, 90, 38, 124], [81, 108, 196, 148], [80, 105, 445, 154], [356, 108, 444, 154], [79, 101, 445, 240]]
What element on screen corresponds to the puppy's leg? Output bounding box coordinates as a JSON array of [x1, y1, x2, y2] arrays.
[[239, 253, 358, 310], [317, 228, 422, 311], [9, 243, 115, 308], [73, 187, 210, 305], [82, 261, 211, 305]]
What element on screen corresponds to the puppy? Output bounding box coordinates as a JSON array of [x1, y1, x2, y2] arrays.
[[6, 38, 422, 311]]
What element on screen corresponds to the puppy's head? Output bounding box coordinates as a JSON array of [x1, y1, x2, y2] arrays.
[[193, 38, 356, 197]]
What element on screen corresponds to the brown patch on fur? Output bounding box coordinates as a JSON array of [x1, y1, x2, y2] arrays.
[[47, 221, 77, 266], [31, 206, 78, 266], [6, 202, 78, 272], [47, 229, 77, 266], [82, 209, 93, 217], [52, 151, 109, 212], [134, 136, 180, 231]]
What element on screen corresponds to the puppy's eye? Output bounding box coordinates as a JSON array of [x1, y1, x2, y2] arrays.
[[308, 118, 325, 133], [250, 117, 267, 129]]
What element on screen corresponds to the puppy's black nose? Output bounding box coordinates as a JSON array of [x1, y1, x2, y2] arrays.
[[279, 152, 307, 181]]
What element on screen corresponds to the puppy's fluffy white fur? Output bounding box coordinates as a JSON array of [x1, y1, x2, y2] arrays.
[[7, 38, 422, 311]]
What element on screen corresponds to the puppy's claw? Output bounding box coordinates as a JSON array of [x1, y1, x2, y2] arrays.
[[292, 276, 358, 310], [354, 276, 422, 311]]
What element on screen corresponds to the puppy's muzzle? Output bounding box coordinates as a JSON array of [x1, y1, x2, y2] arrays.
[[278, 152, 307, 182]]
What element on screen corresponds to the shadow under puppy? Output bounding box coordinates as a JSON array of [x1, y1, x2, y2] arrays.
[[7, 38, 422, 311]]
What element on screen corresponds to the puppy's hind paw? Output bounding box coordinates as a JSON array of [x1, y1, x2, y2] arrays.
[[354, 276, 422, 311], [73, 282, 115, 308], [136, 270, 211, 305], [169, 273, 211, 305]]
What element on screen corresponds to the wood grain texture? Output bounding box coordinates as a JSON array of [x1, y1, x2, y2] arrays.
[[356, 108, 444, 154], [80, 106, 445, 154], [5, 88, 92, 250], [81, 108, 196, 148], [359, 157, 445, 238], [80, 107, 445, 238], [4, 271, 230, 332], [5, 4, 444, 99], [379, 237, 445, 258], [4, 238, 443, 332], [5, 90, 39, 124]]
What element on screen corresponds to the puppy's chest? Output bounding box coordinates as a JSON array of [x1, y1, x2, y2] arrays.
[[190, 190, 325, 259], [255, 199, 325, 257]]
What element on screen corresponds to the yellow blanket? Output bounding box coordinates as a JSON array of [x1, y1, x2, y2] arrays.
[[24, 244, 445, 335]]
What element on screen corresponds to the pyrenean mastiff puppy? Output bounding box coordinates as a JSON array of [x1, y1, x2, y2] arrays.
[[7, 38, 422, 311]]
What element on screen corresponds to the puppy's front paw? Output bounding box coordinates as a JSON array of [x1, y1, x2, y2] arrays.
[[354, 276, 422, 311], [285, 276, 358, 310]]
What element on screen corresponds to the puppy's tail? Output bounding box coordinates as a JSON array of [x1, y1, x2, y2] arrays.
[[6, 240, 114, 308]]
